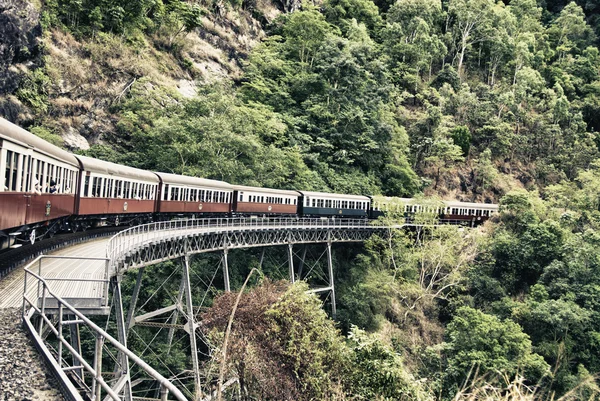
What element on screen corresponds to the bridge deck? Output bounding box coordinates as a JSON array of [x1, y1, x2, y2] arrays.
[[1, 219, 386, 309], [0, 239, 109, 309]]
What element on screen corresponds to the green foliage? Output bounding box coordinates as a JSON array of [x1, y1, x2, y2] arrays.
[[16, 69, 51, 113], [450, 125, 471, 156], [29, 126, 63, 146], [441, 306, 551, 393], [348, 326, 433, 400]]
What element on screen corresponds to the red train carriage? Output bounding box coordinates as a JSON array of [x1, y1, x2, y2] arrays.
[[155, 172, 233, 216], [232, 185, 299, 216], [0, 118, 80, 248], [442, 200, 498, 224], [75, 155, 159, 228]]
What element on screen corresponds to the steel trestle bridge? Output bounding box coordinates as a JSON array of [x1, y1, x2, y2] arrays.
[[20, 217, 402, 401]]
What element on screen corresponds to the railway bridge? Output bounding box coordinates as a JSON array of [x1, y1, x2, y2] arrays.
[[4, 217, 404, 401]]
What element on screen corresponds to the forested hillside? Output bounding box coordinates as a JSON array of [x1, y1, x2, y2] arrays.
[[2, 0, 600, 398]]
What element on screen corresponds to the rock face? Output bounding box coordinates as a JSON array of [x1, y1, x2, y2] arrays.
[[0, 0, 42, 121], [0, 308, 64, 400]]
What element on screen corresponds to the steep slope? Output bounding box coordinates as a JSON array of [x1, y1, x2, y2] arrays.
[[0, 0, 278, 148]]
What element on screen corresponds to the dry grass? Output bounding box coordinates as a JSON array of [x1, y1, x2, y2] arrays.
[[453, 370, 600, 401]]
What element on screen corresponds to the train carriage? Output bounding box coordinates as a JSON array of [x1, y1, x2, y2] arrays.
[[371, 196, 498, 224], [232, 185, 299, 216], [298, 191, 370, 218], [442, 200, 498, 223], [75, 155, 159, 227], [155, 172, 233, 216], [0, 118, 80, 247]]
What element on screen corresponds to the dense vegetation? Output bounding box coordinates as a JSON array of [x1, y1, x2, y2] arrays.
[[36, 0, 600, 200], [11, 0, 600, 398]]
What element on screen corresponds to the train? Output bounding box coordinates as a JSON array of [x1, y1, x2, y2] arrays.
[[0, 117, 499, 250]]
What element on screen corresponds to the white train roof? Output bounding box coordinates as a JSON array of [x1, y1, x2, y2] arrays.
[[155, 172, 233, 190], [374, 196, 498, 210], [233, 185, 299, 196], [0, 118, 79, 167], [444, 200, 498, 209], [75, 154, 159, 182], [299, 191, 370, 201]]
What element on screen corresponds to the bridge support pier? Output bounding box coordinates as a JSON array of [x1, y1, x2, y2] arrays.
[[223, 248, 230, 292], [167, 275, 186, 354], [183, 254, 203, 400], [326, 240, 336, 320], [297, 245, 308, 280], [125, 266, 145, 335], [111, 276, 133, 401], [68, 318, 84, 381], [288, 243, 295, 283], [92, 332, 103, 400]]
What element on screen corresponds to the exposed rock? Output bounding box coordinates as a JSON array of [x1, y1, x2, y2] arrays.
[[63, 126, 90, 150], [0, 0, 42, 96], [177, 79, 197, 98]]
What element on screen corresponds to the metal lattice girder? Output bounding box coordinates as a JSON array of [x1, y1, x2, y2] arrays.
[[110, 219, 389, 274]]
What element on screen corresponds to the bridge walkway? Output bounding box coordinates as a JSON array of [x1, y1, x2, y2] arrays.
[[0, 239, 108, 309]]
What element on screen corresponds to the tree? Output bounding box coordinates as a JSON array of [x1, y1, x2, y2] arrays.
[[202, 280, 350, 400], [441, 306, 551, 392], [448, 0, 496, 78], [348, 326, 433, 400], [548, 2, 595, 62]]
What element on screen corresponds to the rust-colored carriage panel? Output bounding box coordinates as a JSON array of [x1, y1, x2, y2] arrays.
[[0, 193, 75, 232], [159, 201, 231, 214], [234, 202, 297, 215], [0, 193, 29, 231], [78, 198, 156, 215]]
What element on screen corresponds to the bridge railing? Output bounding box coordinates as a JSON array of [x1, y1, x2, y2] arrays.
[[22, 257, 188, 401], [106, 217, 372, 270]]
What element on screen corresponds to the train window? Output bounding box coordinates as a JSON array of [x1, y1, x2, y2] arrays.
[[9, 150, 20, 191], [125, 181, 132, 199], [239, 193, 243, 202], [116, 180, 123, 198], [105, 179, 112, 198], [293, 198, 297, 205], [312, 199, 316, 207], [91, 177, 99, 197], [21, 156, 30, 192], [83, 175, 89, 196]]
